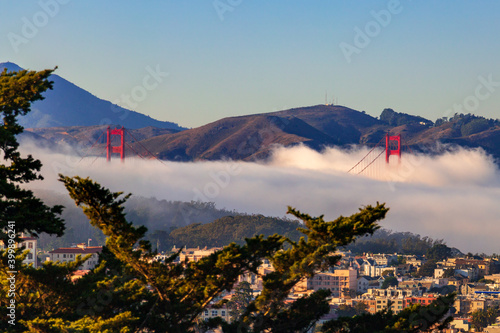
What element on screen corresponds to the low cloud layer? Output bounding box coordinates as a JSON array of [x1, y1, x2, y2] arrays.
[[20, 141, 500, 254]]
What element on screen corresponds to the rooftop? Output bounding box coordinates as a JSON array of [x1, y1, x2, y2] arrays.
[[49, 246, 102, 254]]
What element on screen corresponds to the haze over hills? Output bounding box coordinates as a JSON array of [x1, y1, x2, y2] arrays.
[[0, 62, 184, 130], [23, 125, 180, 150]]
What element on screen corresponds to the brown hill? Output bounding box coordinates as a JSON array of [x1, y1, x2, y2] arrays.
[[274, 104, 381, 142], [136, 112, 340, 161]]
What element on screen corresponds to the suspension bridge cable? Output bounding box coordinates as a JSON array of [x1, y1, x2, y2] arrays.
[[125, 142, 147, 160], [124, 129, 168, 166], [347, 137, 385, 173], [78, 130, 106, 163], [89, 145, 108, 166], [357, 148, 386, 175]]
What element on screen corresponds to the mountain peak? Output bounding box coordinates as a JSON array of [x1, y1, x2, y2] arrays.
[[0, 62, 24, 72], [0, 62, 184, 130]]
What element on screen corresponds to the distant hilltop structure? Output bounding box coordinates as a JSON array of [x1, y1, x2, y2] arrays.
[[325, 91, 337, 106]]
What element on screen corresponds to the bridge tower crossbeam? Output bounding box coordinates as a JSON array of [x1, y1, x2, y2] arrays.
[[385, 133, 401, 164], [106, 126, 125, 162]]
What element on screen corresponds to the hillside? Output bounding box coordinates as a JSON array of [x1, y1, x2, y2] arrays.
[[273, 104, 382, 144], [0, 62, 184, 130], [151, 213, 459, 255], [33, 189, 241, 251], [135, 112, 341, 161], [160, 215, 303, 250]]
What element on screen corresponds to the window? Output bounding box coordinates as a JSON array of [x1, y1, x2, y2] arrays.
[[211, 310, 217, 317], [63, 254, 66, 258], [28, 242, 33, 249], [204, 310, 208, 316], [221, 310, 226, 317], [70, 254, 73, 258], [27, 253, 33, 260]]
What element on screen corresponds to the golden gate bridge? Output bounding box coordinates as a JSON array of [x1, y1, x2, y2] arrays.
[[80, 127, 412, 177]]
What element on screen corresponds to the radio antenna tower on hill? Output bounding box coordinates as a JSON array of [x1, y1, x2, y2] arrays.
[[325, 91, 336, 106]]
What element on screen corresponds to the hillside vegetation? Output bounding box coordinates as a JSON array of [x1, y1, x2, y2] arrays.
[[34, 190, 239, 250], [160, 215, 303, 249], [35, 188, 449, 255]]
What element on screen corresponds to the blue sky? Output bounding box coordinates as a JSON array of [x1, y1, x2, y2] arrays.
[[1, 1, 500, 128]]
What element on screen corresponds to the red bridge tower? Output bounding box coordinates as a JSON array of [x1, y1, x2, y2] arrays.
[[106, 126, 125, 162], [385, 133, 401, 163]]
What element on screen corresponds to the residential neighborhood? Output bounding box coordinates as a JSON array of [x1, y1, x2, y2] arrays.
[[4, 237, 500, 332], [156, 247, 500, 332]]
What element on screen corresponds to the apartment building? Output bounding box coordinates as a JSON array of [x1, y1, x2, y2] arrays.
[[368, 297, 405, 314], [174, 246, 223, 262], [295, 269, 357, 298], [200, 305, 232, 323]]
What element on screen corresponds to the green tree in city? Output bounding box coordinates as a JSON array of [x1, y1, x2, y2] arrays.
[[336, 302, 368, 318], [415, 259, 437, 278], [382, 269, 394, 277], [471, 307, 499, 331], [336, 304, 357, 318], [353, 301, 368, 315], [426, 244, 452, 261], [227, 281, 254, 321], [442, 268, 455, 278], [381, 276, 398, 289]]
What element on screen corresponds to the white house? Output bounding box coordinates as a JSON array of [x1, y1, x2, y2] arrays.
[[0, 235, 38, 268], [48, 243, 102, 270], [19, 236, 37, 268], [357, 276, 376, 294]]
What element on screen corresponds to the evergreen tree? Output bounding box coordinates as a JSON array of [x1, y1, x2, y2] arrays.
[[227, 281, 253, 321], [442, 268, 455, 278], [415, 259, 437, 278], [471, 307, 499, 331], [426, 244, 452, 261], [381, 276, 398, 289], [58, 175, 390, 332], [0, 67, 64, 241]]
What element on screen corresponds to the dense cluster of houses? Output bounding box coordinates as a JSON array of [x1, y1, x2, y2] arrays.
[[169, 247, 500, 332], [3, 238, 500, 332]]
